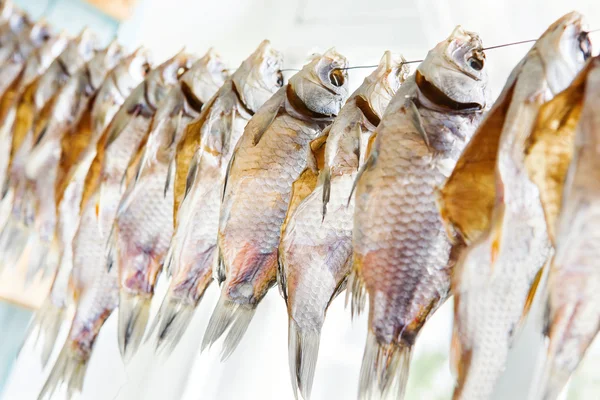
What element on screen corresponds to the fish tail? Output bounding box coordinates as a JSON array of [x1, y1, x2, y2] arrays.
[[117, 290, 151, 363], [288, 318, 321, 400], [358, 331, 412, 400], [201, 293, 256, 361], [25, 237, 49, 284], [152, 293, 196, 356], [345, 264, 366, 318], [0, 216, 29, 268], [38, 343, 89, 400], [25, 299, 66, 367]]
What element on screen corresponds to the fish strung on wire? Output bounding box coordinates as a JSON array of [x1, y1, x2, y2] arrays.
[[151, 40, 282, 355], [23, 42, 146, 367], [37, 51, 195, 400], [108, 48, 229, 361], [278, 51, 408, 400], [437, 12, 591, 400], [350, 26, 490, 400], [204, 48, 349, 360], [0, 28, 98, 270], [524, 56, 600, 400]]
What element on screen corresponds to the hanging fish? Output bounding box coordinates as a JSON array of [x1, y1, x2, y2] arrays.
[[38, 51, 194, 400], [203, 49, 349, 360], [0, 19, 53, 101], [524, 57, 599, 400], [0, 28, 98, 270], [22, 40, 126, 281], [109, 49, 228, 361], [0, 8, 30, 83], [277, 51, 408, 400], [152, 41, 282, 354], [24, 44, 150, 368], [437, 12, 591, 400], [350, 26, 490, 400]]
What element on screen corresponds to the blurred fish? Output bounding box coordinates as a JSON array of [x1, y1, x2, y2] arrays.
[[350, 27, 489, 400], [0, 19, 53, 100], [0, 0, 15, 24], [438, 13, 591, 400], [0, 9, 29, 75], [109, 49, 228, 361], [38, 51, 194, 400], [204, 49, 348, 360], [525, 57, 600, 400], [22, 40, 126, 281], [0, 22, 59, 236], [278, 51, 408, 400], [152, 41, 282, 354], [0, 28, 98, 270], [24, 41, 136, 367]]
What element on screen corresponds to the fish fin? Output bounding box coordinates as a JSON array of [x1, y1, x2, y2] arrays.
[[163, 240, 175, 277], [38, 343, 89, 400], [164, 157, 175, 198], [247, 89, 285, 146], [281, 168, 318, 244], [25, 237, 49, 283], [404, 96, 431, 151], [201, 294, 256, 361], [347, 146, 378, 207], [105, 96, 146, 148], [321, 167, 331, 221], [117, 291, 151, 363], [310, 125, 329, 171], [105, 223, 116, 272], [221, 151, 235, 204], [25, 299, 65, 367], [277, 253, 288, 304], [288, 319, 321, 400], [345, 260, 366, 318], [215, 248, 226, 286], [0, 217, 29, 268], [514, 263, 547, 341], [524, 64, 590, 244], [358, 332, 412, 400], [153, 294, 197, 356], [438, 78, 519, 244], [182, 149, 201, 203], [328, 258, 351, 307]]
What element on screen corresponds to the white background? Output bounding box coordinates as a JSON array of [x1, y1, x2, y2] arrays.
[[3, 0, 600, 399]]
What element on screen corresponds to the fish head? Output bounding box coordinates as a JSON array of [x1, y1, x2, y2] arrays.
[[356, 51, 410, 119], [288, 48, 349, 117], [0, 0, 14, 23], [6, 7, 28, 34], [536, 11, 591, 94], [63, 27, 100, 72], [113, 47, 153, 98], [87, 39, 126, 90], [20, 31, 68, 88], [232, 39, 284, 113], [180, 47, 229, 105], [417, 26, 489, 111], [26, 19, 53, 50], [146, 50, 196, 108]]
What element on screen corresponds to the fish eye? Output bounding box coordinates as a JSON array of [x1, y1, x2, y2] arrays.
[[578, 32, 592, 61], [276, 71, 283, 87], [329, 69, 345, 87], [177, 67, 186, 78], [142, 62, 151, 75], [468, 56, 484, 71]]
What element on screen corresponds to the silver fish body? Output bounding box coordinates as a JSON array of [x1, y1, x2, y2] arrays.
[[278, 51, 408, 400], [351, 26, 489, 400], [110, 49, 229, 360], [203, 48, 349, 360], [152, 41, 282, 354], [38, 51, 195, 400]]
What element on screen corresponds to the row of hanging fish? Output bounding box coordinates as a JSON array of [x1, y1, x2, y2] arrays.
[[0, 1, 597, 399]]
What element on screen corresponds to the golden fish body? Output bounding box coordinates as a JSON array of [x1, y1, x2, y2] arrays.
[[351, 27, 489, 400], [442, 13, 591, 400], [153, 41, 282, 353], [528, 57, 600, 400], [38, 51, 195, 399], [278, 51, 408, 400], [204, 48, 349, 360], [110, 49, 229, 360], [0, 29, 97, 268]]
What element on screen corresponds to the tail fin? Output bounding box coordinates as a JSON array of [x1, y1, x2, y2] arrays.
[[26, 299, 65, 367], [345, 265, 366, 318], [0, 217, 29, 268], [358, 331, 412, 400], [288, 319, 321, 400], [152, 294, 196, 356], [25, 237, 49, 284], [38, 342, 89, 400], [530, 354, 571, 400], [117, 291, 151, 363], [201, 294, 256, 361]]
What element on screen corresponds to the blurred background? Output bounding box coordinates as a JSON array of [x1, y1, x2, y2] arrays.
[[0, 0, 599, 399]]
